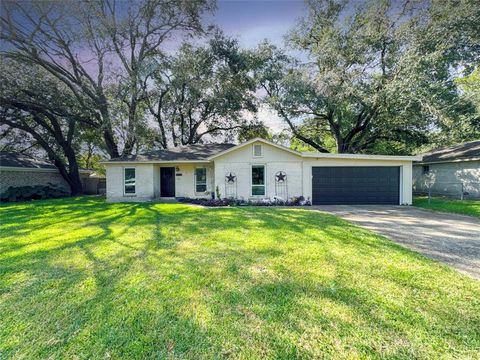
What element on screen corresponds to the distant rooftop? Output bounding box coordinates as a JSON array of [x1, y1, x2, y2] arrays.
[[107, 143, 236, 162], [418, 140, 480, 164], [0, 152, 92, 172], [0, 152, 57, 169]]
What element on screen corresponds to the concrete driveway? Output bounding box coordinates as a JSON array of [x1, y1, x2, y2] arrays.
[[312, 205, 480, 279]]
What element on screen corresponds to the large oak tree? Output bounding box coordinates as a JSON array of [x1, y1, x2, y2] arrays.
[[147, 33, 258, 148], [0, 61, 95, 194], [255, 0, 479, 154], [1, 0, 214, 158]]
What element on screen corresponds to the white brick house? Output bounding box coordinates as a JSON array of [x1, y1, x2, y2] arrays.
[[102, 138, 420, 205]]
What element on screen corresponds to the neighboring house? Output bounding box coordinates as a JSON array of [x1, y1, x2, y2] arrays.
[[413, 140, 480, 199], [102, 138, 421, 205], [84, 172, 107, 195], [0, 152, 94, 194]]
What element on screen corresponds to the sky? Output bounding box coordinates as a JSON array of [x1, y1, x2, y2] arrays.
[[4, 0, 310, 134], [160, 0, 308, 133], [209, 0, 309, 132], [211, 0, 307, 49]]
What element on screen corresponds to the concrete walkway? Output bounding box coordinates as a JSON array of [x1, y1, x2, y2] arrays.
[[312, 205, 480, 279]]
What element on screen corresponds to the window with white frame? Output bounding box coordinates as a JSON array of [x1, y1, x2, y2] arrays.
[[195, 168, 207, 193], [253, 144, 262, 157], [251, 165, 265, 196], [124, 168, 136, 195]]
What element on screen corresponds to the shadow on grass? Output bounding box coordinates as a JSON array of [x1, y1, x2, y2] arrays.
[[1, 197, 479, 358]]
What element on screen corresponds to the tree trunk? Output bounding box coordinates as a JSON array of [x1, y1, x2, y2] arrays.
[[1, 111, 86, 196], [123, 97, 137, 155], [336, 138, 345, 153], [63, 146, 84, 195], [68, 174, 84, 196], [53, 158, 84, 196], [97, 103, 120, 158], [103, 129, 120, 158]]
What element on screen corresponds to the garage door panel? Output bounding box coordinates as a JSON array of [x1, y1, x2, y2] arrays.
[[312, 166, 400, 205]]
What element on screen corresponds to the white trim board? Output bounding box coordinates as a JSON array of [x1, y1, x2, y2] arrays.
[[302, 153, 422, 161], [100, 160, 211, 165]]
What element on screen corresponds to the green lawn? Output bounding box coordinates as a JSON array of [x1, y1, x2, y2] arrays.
[[413, 196, 480, 218], [1, 197, 479, 359]]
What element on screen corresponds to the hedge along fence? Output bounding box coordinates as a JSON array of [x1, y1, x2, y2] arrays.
[[0, 183, 70, 202]]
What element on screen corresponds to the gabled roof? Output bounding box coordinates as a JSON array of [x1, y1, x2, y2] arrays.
[[417, 140, 480, 164], [208, 137, 420, 161], [101, 137, 422, 164], [207, 137, 302, 160], [1, 152, 57, 170], [106, 143, 236, 163]]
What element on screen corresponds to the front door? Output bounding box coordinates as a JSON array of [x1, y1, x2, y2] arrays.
[[160, 167, 176, 197]]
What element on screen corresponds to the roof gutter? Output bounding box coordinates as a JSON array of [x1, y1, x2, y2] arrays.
[[99, 160, 212, 165], [301, 153, 423, 161], [414, 157, 480, 165]]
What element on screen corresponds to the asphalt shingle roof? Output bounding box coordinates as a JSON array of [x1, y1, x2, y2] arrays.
[[418, 140, 480, 163], [108, 143, 236, 162], [0, 152, 57, 169], [1, 152, 92, 172]]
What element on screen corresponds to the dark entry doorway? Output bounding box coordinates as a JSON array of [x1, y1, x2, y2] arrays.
[[160, 167, 176, 197]]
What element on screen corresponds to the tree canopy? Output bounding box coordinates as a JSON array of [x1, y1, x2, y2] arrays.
[[255, 0, 479, 153], [1, 0, 215, 158], [147, 33, 259, 148], [1, 0, 478, 195], [0, 60, 92, 194]]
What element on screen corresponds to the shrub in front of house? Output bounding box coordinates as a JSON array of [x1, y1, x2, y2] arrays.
[[177, 196, 311, 207], [0, 184, 70, 202]]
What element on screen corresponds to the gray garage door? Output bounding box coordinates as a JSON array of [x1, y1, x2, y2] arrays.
[[312, 166, 400, 205]]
